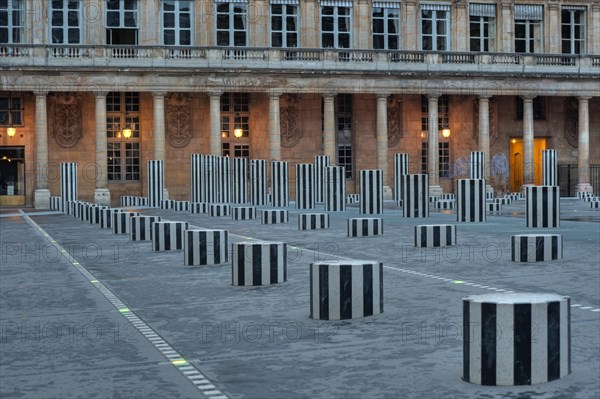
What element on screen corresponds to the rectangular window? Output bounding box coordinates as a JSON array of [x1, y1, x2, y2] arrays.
[[321, 5, 351, 49], [372, 5, 400, 50], [216, 2, 247, 46], [50, 0, 82, 45], [124, 142, 140, 180], [0, 0, 24, 44], [233, 144, 249, 158], [421, 95, 449, 133], [561, 7, 585, 55], [107, 142, 122, 181], [0, 94, 22, 126], [106, 0, 139, 45], [107, 92, 140, 181], [421, 142, 450, 178], [338, 144, 352, 179], [271, 3, 298, 48], [221, 92, 250, 156], [514, 5, 543, 53], [469, 3, 495, 52], [421, 142, 428, 174], [336, 93, 352, 178], [162, 0, 192, 46], [421, 4, 450, 51]]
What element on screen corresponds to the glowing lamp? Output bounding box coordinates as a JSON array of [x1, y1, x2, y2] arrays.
[[6, 127, 16, 137], [441, 128, 451, 138]]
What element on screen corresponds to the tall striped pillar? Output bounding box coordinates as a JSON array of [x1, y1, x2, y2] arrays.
[[314, 155, 330, 204], [271, 161, 289, 208], [60, 162, 77, 212], [457, 179, 486, 222], [251, 159, 267, 206], [215, 156, 230, 204], [542, 149, 558, 186], [147, 160, 164, 208], [296, 163, 315, 209], [360, 169, 383, 214], [402, 174, 429, 218], [190, 154, 201, 203], [393, 153, 409, 205], [470, 151, 485, 180], [231, 157, 248, 204], [191, 154, 216, 204], [325, 166, 346, 212]]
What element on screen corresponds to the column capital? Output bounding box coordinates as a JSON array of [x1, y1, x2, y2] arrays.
[[33, 90, 48, 98], [94, 90, 109, 98], [426, 92, 441, 100], [208, 90, 223, 98], [322, 93, 336, 100], [478, 95, 492, 100], [269, 90, 283, 99], [152, 91, 168, 98], [376, 93, 391, 100], [578, 96, 592, 102], [520, 95, 536, 102]]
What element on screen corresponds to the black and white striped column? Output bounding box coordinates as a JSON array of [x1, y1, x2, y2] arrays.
[[394, 153, 409, 205], [310, 261, 383, 320], [231, 157, 248, 204], [591, 200, 600, 209], [487, 203, 502, 213], [295, 163, 315, 210], [511, 234, 563, 262], [463, 293, 570, 385], [190, 202, 208, 214], [60, 162, 78, 212], [184, 229, 229, 266], [402, 174, 429, 218], [99, 208, 118, 229], [232, 242, 287, 286], [160, 199, 176, 210], [174, 201, 190, 211], [299, 213, 330, 230], [436, 200, 455, 210], [152, 221, 189, 251], [470, 151, 485, 180], [457, 179, 486, 223], [112, 211, 140, 234], [215, 156, 230, 204], [148, 160, 164, 208], [314, 155, 330, 204], [325, 166, 346, 212], [191, 154, 214, 204], [89, 205, 109, 224], [360, 169, 383, 215], [494, 198, 511, 205], [542, 149, 557, 186], [347, 218, 383, 237], [271, 161, 289, 208], [261, 209, 289, 224], [50, 196, 62, 211], [251, 159, 267, 206], [232, 206, 256, 220], [209, 204, 230, 217], [414, 224, 456, 247], [526, 186, 560, 228], [130, 216, 161, 241]]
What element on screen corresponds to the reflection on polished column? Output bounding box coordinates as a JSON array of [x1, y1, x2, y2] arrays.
[[34, 90, 50, 209]]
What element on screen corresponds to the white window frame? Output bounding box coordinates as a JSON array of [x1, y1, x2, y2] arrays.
[[161, 0, 193, 46], [49, 0, 83, 45], [372, 6, 400, 50], [514, 19, 542, 53], [561, 7, 585, 55], [421, 9, 450, 51], [105, 0, 139, 29], [0, 0, 25, 44], [270, 3, 299, 48], [215, 2, 248, 47], [320, 5, 352, 49]]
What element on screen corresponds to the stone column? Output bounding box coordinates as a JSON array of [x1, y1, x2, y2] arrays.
[[453, 1, 469, 51], [478, 96, 493, 195], [404, 1, 418, 50], [93, 91, 111, 206], [269, 91, 282, 161], [323, 94, 336, 166], [376, 94, 391, 198], [522, 96, 535, 188], [427, 94, 442, 195], [576, 97, 593, 194], [34, 91, 50, 209], [209, 91, 222, 156], [153, 92, 168, 199]]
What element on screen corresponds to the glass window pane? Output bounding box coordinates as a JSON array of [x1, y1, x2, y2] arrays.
[[164, 13, 174, 28]]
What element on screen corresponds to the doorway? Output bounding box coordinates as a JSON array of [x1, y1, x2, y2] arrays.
[[0, 146, 26, 205], [509, 138, 547, 192]]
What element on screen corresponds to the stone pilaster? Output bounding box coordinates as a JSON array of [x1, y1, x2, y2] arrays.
[[548, 2, 560, 54], [500, 2, 514, 53], [576, 97, 593, 194], [34, 90, 50, 209]]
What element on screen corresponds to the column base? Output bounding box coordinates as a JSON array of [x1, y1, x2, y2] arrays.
[[163, 188, 169, 200], [383, 186, 393, 200], [94, 188, 111, 206], [429, 185, 443, 196], [34, 189, 51, 209], [575, 183, 593, 194]]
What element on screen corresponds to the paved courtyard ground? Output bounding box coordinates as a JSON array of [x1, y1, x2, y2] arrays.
[[1, 199, 599, 399]]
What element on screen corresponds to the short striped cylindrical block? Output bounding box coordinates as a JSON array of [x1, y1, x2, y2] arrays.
[[310, 261, 383, 321], [487, 203, 502, 213], [441, 194, 455, 200], [112, 211, 140, 234], [394, 153, 409, 205], [347, 218, 383, 237], [209, 203, 230, 217], [402, 174, 429, 218], [582, 195, 597, 202], [457, 179, 486, 223], [120, 196, 135, 207], [591, 201, 600, 209], [130, 216, 161, 241], [346, 194, 360, 204], [295, 163, 315, 209], [486, 192, 494, 200], [271, 161, 289, 208], [429, 196, 439, 203], [325, 166, 346, 211], [251, 159, 267, 206], [360, 169, 383, 214], [526, 186, 560, 228], [190, 202, 208, 214], [463, 293, 570, 386], [147, 160, 164, 208], [78, 203, 91, 221], [174, 201, 190, 211], [510, 234, 563, 262], [66, 200, 77, 216], [232, 206, 256, 220], [508, 193, 523, 201], [184, 229, 229, 265], [576, 191, 593, 199], [99, 208, 118, 228], [152, 221, 189, 251], [314, 155, 330, 203], [160, 199, 176, 210], [60, 162, 77, 213], [542, 149, 557, 186], [261, 209, 289, 224], [436, 199, 455, 210], [231, 241, 287, 286], [470, 151, 484, 179], [298, 213, 329, 230], [89, 205, 109, 224], [494, 198, 511, 205], [50, 196, 62, 211], [414, 224, 456, 247]]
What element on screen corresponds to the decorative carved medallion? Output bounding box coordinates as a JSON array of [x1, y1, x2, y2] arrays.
[[280, 94, 300, 148], [53, 93, 81, 148], [166, 93, 192, 148], [564, 97, 578, 148], [387, 95, 402, 147]]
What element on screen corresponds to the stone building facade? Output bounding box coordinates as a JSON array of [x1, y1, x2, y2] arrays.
[[0, 0, 598, 207]]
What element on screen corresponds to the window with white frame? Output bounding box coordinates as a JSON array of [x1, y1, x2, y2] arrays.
[[421, 142, 450, 178], [50, 0, 82, 44], [0, 0, 24, 44], [162, 0, 192, 46], [105, 0, 139, 45], [270, 1, 298, 47], [336, 93, 353, 178], [421, 4, 450, 51], [421, 95, 449, 133], [221, 93, 250, 157], [372, 3, 400, 50], [514, 4, 543, 53], [216, 1, 247, 46], [0, 94, 22, 126], [469, 3, 495, 52], [106, 92, 140, 181], [561, 6, 585, 54], [320, 2, 352, 49]]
